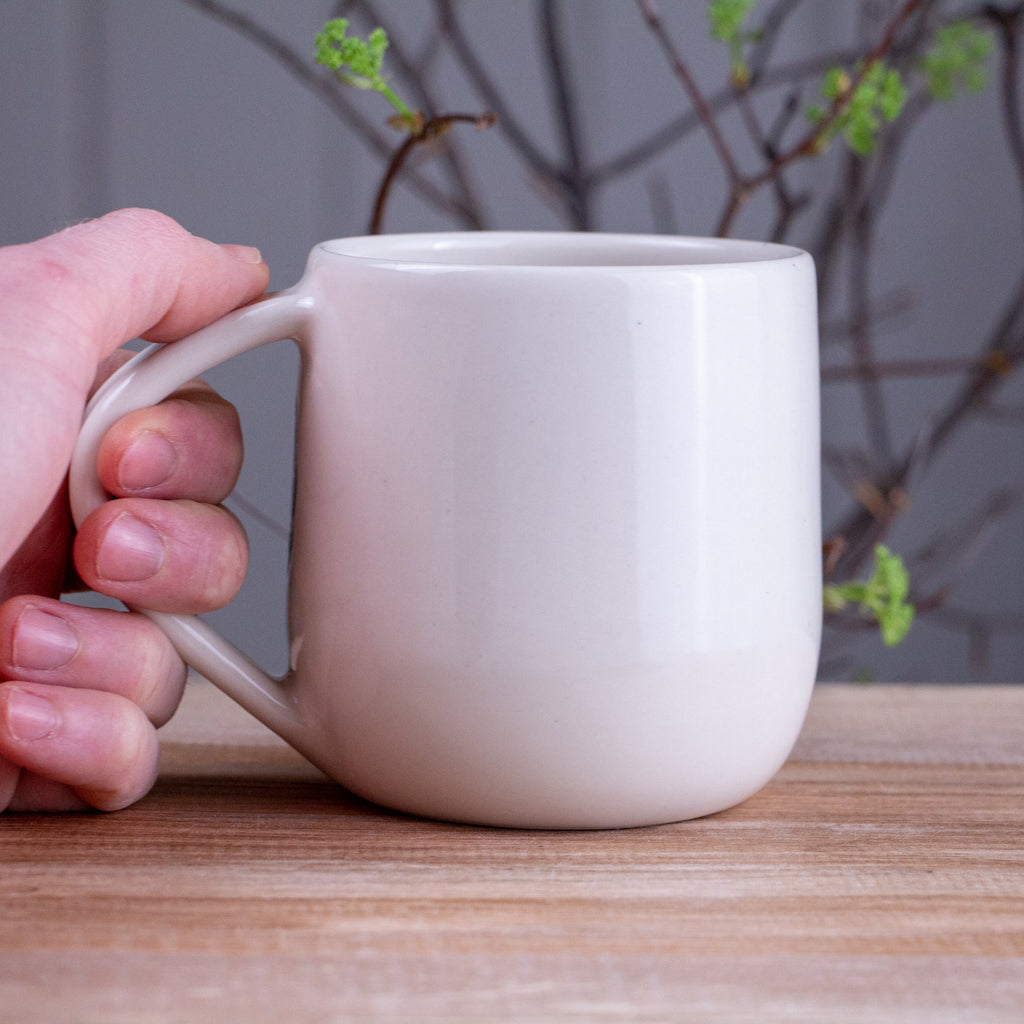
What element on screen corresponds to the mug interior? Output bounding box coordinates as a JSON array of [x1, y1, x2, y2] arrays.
[[318, 232, 804, 268]]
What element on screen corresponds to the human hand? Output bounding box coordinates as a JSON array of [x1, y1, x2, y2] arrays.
[[0, 208, 270, 811]]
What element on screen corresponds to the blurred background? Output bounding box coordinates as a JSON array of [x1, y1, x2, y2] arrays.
[[1, 1, 1021, 682]]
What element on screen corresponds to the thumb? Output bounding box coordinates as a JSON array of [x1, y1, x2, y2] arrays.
[[0, 208, 270, 570]]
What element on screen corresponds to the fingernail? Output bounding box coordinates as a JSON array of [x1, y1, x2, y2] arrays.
[[117, 431, 178, 492], [222, 244, 264, 265], [12, 606, 79, 671], [96, 514, 165, 582], [4, 688, 59, 742]]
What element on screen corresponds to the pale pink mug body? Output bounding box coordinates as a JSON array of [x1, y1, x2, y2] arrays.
[[71, 232, 821, 828]]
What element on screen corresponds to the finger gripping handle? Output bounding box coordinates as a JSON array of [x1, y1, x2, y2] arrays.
[[69, 291, 317, 757]]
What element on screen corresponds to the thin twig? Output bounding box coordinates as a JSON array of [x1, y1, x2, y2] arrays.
[[827, 266, 1024, 580], [846, 152, 895, 469], [981, 4, 1024, 203], [720, 0, 931, 234], [369, 112, 498, 234], [176, 0, 482, 228], [909, 487, 1021, 596], [540, 0, 591, 228], [634, 0, 745, 195], [435, 0, 559, 182], [732, 85, 808, 241], [820, 287, 916, 346], [926, 605, 1024, 672], [348, 0, 488, 228], [822, 354, 1017, 382], [774, 0, 930, 161], [592, 46, 862, 187], [746, 0, 806, 82], [176, 0, 389, 154]]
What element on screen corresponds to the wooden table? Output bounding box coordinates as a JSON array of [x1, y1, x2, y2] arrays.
[[1, 682, 1022, 1022]]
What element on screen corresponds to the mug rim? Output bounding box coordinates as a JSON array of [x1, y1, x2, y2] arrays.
[[315, 230, 807, 270]]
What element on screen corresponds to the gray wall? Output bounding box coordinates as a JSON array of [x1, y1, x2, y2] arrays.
[[1, 1, 1021, 681]]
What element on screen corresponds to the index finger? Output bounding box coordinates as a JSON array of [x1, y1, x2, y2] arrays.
[[0, 208, 269, 569], [0, 208, 269, 381]]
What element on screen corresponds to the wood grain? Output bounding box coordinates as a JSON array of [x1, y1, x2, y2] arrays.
[[1, 682, 1022, 1023]]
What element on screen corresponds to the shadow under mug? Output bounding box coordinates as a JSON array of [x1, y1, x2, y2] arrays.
[[70, 231, 821, 829]]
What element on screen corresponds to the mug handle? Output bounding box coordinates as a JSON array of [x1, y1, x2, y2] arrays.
[[68, 290, 318, 760]]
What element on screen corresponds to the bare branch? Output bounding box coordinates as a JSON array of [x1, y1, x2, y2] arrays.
[[721, 0, 931, 234], [746, 0, 807, 82], [176, 0, 391, 155], [909, 487, 1021, 598], [368, 112, 498, 234], [926, 605, 1024, 672], [176, 0, 482, 227], [981, 3, 1024, 198], [347, 0, 489, 229], [634, 0, 745, 198], [846, 152, 895, 469], [435, 0, 559, 182], [826, 266, 1024, 580], [819, 287, 917, 347], [540, 0, 591, 228], [822, 355, 1014, 382]]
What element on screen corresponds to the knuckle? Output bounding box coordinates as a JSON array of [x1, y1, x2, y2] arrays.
[[83, 720, 159, 812], [199, 516, 249, 608], [132, 627, 186, 727]]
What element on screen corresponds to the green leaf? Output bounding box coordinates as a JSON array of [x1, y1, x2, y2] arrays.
[[314, 19, 415, 127], [808, 61, 906, 156], [707, 0, 755, 42], [880, 602, 915, 648], [823, 544, 915, 647], [707, 0, 756, 85], [846, 111, 880, 155], [918, 21, 992, 101], [878, 67, 908, 120], [820, 66, 850, 101]]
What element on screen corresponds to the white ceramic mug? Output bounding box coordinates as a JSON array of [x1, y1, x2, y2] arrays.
[[70, 231, 821, 829]]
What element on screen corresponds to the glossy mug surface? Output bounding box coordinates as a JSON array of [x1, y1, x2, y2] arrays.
[[71, 232, 822, 829]]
